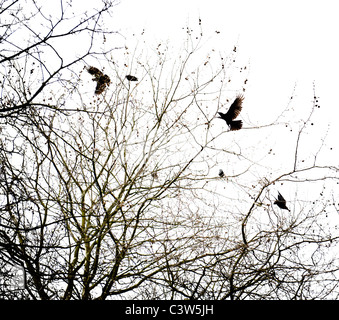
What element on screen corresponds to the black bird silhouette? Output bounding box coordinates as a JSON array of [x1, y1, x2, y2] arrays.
[[274, 192, 290, 211], [87, 66, 110, 94], [218, 169, 225, 177], [217, 94, 244, 131], [126, 75, 138, 81]]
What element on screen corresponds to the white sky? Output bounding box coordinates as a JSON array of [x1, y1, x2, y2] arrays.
[[112, 0, 339, 128]]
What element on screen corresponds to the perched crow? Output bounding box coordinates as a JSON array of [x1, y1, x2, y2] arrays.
[[126, 75, 138, 81], [217, 94, 244, 131], [87, 66, 110, 94], [274, 192, 290, 211], [218, 169, 225, 177]]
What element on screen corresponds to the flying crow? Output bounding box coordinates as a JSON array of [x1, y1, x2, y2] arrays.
[[87, 66, 110, 94], [274, 192, 290, 211], [217, 94, 244, 131]]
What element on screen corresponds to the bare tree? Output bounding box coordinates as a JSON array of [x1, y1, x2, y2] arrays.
[[0, 0, 118, 117], [1, 10, 339, 300]]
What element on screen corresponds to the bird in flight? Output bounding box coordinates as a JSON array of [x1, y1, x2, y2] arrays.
[[274, 192, 290, 211], [126, 75, 138, 81], [217, 94, 244, 131], [87, 66, 110, 94]]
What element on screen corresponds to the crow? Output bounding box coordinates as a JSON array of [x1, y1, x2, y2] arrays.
[[218, 169, 225, 177], [217, 94, 244, 131], [87, 66, 110, 94], [126, 75, 138, 81], [274, 192, 290, 211]]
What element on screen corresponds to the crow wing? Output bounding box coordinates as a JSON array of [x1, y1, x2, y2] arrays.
[[94, 75, 110, 94], [95, 82, 105, 95], [87, 66, 103, 77], [277, 192, 286, 203], [225, 94, 244, 121]]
